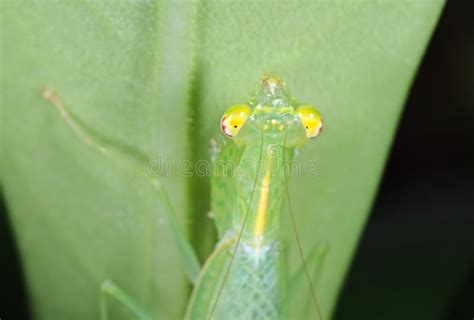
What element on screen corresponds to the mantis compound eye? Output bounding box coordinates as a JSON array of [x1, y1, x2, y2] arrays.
[[297, 105, 323, 139], [221, 104, 251, 138]]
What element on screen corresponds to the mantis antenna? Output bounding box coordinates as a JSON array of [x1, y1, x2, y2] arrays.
[[283, 136, 323, 320]]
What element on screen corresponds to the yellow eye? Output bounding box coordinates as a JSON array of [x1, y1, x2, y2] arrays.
[[297, 105, 323, 139], [221, 104, 251, 138]]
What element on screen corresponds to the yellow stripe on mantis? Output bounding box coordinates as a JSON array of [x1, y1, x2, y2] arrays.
[[253, 154, 272, 238]]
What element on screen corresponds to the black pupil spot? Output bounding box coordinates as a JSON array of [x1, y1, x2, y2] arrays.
[[306, 126, 308, 129], [234, 125, 238, 128]]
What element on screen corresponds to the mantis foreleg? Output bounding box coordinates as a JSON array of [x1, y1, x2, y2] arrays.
[[41, 87, 201, 284], [100, 280, 153, 320]]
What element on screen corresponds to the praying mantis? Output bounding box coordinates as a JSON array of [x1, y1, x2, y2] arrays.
[[42, 74, 327, 319]]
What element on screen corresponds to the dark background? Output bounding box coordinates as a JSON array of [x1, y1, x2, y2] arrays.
[[1, 1, 472, 319], [335, 1, 474, 319]]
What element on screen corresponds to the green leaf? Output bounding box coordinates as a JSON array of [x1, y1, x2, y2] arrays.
[[1, 1, 444, 319]]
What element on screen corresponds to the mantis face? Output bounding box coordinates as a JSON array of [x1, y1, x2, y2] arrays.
[[221, 75, 323, 146]]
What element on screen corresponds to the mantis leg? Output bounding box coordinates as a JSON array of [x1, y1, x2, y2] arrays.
[[184, 238, 234, 319], [41, 87, 200, 284], [100, 280, 153, 320]]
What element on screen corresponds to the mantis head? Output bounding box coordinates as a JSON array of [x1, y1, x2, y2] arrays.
[[221, 74, 323, 147]]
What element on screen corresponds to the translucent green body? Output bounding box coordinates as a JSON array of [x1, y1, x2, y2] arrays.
[[186, 143, 288, 319], [186, 237, 282, 319], [186, 76, 310, 319]]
